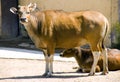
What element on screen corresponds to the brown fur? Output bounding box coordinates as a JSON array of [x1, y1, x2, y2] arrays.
[[10, 3, 109, 76], [19, 10, 109, 51], [60, 48, 120, 72]]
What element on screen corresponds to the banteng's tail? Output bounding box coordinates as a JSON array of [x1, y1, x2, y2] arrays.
[[102, 18, 110, 49]]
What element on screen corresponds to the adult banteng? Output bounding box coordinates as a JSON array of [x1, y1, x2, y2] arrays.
[[10, 3, 109, 77]]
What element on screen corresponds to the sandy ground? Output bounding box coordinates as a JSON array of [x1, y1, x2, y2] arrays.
[[0, 58, 120, 82]]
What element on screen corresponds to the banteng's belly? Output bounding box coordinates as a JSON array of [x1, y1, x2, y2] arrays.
[[56, 38, 88, 48]]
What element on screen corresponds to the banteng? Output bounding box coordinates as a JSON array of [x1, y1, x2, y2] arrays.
[[60, 48, 120, 72], [10, 3, 109, 77]]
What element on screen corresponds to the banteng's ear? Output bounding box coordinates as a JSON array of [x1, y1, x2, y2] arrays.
[[10, 7, 18, 14], [18, 5, 21, 9], [28, 3, 37, 12]]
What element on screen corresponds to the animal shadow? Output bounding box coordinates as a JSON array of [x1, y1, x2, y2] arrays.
[[0, 72, 88, 80]]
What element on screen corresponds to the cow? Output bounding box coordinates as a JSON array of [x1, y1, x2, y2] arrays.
[[60, 47, 120, 72], [10, 3, 109, 77]]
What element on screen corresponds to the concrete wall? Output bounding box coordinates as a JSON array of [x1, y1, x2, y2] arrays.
[[119, 0, 120, 21], [0, 1, 1, 36], [19, 0, 119, 26]]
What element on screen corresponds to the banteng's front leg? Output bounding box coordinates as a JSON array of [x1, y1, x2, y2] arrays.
[[42, 49, 54, 77], [42, 49, 49, 76]]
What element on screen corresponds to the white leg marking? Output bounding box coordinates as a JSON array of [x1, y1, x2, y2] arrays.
[[45, 55, 49, 73], [89, 51, 101, 75], [102, 48, 108, 74], [42, 50, 49, 76], [44, 55, 54, 77], [43, 55, 49, 76], [49, 55, 54, 75], [42, 49, 54, 77]]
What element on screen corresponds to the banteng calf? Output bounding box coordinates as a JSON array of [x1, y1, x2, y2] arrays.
[[60, 48, 120, 72], [10, 3, 109, 77]]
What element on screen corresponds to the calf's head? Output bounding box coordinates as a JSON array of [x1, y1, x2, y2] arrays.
[[60, 47, 80, 57], [10, 3, 37, 24]]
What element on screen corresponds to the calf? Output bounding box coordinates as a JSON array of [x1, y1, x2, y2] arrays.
[[10, 3, 109, 77], [60, 47, 120, 72]]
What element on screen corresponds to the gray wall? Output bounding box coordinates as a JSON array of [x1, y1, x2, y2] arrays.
[[0, 1, 1, 36], [1, 0, 19, 39]]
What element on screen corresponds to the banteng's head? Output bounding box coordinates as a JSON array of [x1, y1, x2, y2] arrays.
[[10, 3, 37, 24], [60, 47, 80, 58]]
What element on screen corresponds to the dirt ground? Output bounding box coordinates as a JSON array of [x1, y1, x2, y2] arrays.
[[0, 58, 120, 82]]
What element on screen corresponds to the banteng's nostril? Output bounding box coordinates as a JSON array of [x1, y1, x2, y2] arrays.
[[20, 18, 26, 22]]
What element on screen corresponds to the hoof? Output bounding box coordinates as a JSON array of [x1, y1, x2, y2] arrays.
[[88, 72, 95, 76], [42, 73, 48, 77], [42, 73, 52, 77], [101, 71, 109, 75]]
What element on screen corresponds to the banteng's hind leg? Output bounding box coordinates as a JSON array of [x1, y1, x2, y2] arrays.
[[98, 41, 108, 75], [89, 41, 108, 76], [101, 48, 108, 75], [89, 51, 101, 76], [88, 42, 102, 76]]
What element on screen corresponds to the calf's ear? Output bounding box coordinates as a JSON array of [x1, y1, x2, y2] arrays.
[[28, 3, 37, 12], [10, 7, 18, 14]]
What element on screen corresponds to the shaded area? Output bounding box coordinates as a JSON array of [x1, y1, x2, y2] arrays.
[[0, 72, 88, 80]]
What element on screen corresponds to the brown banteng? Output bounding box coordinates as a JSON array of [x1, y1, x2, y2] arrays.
[[60, 48, 120, 72], [10, 3, 109, 77]]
